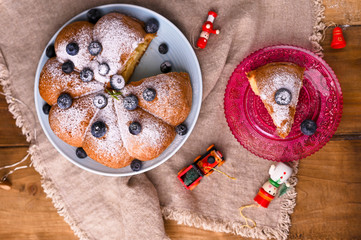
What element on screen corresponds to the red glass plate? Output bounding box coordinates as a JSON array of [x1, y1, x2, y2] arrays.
[[224, 45, 343, 161]]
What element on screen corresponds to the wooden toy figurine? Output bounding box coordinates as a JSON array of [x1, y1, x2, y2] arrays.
[[196, 11, 220, 49], [254, 162, 293, 208]]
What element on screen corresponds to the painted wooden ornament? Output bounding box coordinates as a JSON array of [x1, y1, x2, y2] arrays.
[[196, 11, 220, 49], [331, 27, 346, 49], [254, 162, 293, 208]]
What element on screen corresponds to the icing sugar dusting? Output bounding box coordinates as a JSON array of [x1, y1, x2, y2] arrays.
[[93, 13, 145, 75], [46, 59, 103, 93], [121, 73, 192, 126], [83, 98, 132, 164], [49, 94, 97, 146], [39, 58, 104, 105], [55, 22, 94, 71], [255, 63, 303, 135], [43, 13, 193, 167], [114, 97, 175, 160]]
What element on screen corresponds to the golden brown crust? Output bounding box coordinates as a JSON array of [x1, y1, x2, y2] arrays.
[[49, 94, 98, 147], [42, 13, 192, 168], [247, 62, 305, 138], [82, 99, 134, 168], [123, 72, 192, 126], [55, 21, 94, 71], [120, 33, 155, 83], [39, 58, 103, 105], [83, 139, 133, 168], [115, 98, 176, 161]]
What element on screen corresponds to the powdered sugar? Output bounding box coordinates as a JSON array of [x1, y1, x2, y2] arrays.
[[55, 21, 94, 71], [49, 93, 98, 147], [83, 98, 130, 162], [44, 13, 190, 166], [110, 74, 125, 90], [255, 63, 303, 134], [121, 73, 192, 126], [93, 13, 145, 77], [114, 97, 175, 160], [86, 60, 111, 83], [39, 58, 104, 105], [55, 13, 146, 85]]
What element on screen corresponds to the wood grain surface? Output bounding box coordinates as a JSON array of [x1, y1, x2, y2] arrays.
[[0, 1, 360, 239]]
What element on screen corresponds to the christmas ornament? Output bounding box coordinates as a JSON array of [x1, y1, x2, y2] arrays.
[[254, 162, 293, 208], [239, 162, 293, 228], [177, 144, 235, 190], [331, 26, 346, 49], [196, 11, 220, 49]]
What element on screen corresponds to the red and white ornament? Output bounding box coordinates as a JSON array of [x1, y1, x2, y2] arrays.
[[254, 162, 293, 208], [197, 11, 220, 49]]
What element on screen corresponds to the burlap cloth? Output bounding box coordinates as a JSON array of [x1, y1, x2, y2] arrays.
[[0, 0, 325, 239]]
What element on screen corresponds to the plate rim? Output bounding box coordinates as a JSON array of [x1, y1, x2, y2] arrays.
[[34, 3, 202, 176], [224, 44, 343, 161]]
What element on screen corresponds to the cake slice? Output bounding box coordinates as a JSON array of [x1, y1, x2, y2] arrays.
[[121, 72, 192, 126], [114, 97, 176, 161], [39, 58, 104, 105], [93, 13, 155, 83], [82, 98, 134, 168], [49, 93, 99, 147], [246, 62, 305, 138]]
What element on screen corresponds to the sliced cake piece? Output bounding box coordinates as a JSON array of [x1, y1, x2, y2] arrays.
[[93, 12, 155, 83], [49, 93, 98, 147], [246, 62, 305, 138], [54, 21, 94, 71], [121, 72, 192, 126], [82, 98, 134, 168], [114, 97, 176, 161], [39, 58, 104, 105]]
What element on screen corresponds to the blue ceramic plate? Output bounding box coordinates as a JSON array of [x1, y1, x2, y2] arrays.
[[34, 4, 202, 176]]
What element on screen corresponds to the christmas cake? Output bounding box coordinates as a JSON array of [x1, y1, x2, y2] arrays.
[[246, 62, 304, 138], [39, 11, 193, 169]]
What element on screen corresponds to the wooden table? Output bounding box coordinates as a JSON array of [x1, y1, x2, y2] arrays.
[[1, 1, 360, 239]]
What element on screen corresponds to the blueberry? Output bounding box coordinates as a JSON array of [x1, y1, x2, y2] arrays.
[[66, 42, 79, 56], [88, 41, 102, 56], [207, 156, 215, 164], [300, 119, 317, 136], [87, 9, 102, 24], [46, 44, 56, 58], [62, 60, 74, 74], [175, 123, 188, 136], [76, 147, 87, 159], [130, 159, 142, 171], [110, 74, 125, 90], [275, 88, 292, 105], [98, 62, 110, 76], [42, 103, 51, 115], [93, 94, 108, 109], [145, 18, 159, 33], [158, 43, 168, 54], [129, 122, 142, 135], [80, 68, 94, 82], [123, 95, 138, 110], [91, 121, 107, 138], [57, 93, 72, 109], [160, 61, 172, 73], [143, 88, 156, 101]]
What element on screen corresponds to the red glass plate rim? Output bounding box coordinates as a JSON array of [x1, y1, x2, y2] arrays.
[[224, 44, 344, 161]]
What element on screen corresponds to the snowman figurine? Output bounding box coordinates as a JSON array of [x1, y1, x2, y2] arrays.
[[254, 162, 293, 208]]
